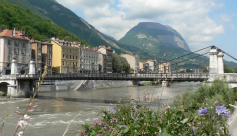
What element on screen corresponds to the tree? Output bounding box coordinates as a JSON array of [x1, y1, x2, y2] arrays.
[[112, 53, 130, 73]]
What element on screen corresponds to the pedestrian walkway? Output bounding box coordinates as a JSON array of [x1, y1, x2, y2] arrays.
[[229, 104, 237, 135]]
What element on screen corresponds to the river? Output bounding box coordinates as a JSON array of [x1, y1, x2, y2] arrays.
[[0, 82, 201, 136]]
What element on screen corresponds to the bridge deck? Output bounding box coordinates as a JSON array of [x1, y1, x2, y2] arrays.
[[15, 73, 209, 82]]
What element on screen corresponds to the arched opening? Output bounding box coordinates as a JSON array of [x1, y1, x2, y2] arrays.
[[0, 82, 9, 96]]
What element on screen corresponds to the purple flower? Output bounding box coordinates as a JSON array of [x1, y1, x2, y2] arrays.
[[109, 104, 117, 115], [215, 105, 230, 118], [198, 107, 209, 115]]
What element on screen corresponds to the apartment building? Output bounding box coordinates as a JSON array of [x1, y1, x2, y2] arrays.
[[159, 62, 171, 73], [80, 46, 99, 73], [97, 45, 113, 73], [30, 39, 42, 74], [98, 52, 106, 73], [0, 28, 31, 75], [146, 59, 158, 73], [42, 42, 53, 74], [121, 53, 140, 72], [51, 37, 80, 73]]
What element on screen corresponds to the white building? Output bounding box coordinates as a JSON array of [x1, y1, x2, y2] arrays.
[[80, 46, 99, 73], [0, 28, 31, 75]]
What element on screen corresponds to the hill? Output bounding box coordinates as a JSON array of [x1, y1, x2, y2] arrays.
[[119, 22, 191, 60], [0, 0, 89, 44]]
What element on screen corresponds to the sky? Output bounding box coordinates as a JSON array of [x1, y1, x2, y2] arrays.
[[55, 0, 237, 62]]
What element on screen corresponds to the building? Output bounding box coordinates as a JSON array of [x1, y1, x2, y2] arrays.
[[30, 39, 42, 74], [97, 45, 113, 73], [121, 53, 140, 72], [159, 62, 171, 73], [42, 42, 53, 74], [51, 37, 80, 73], [146, 60, 158, 73], [98, 52, 106, 73], [80, 46, 99, 73], [0, 28, 31, 75]]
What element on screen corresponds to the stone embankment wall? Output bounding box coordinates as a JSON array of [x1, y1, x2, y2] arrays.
[[39, 80, 133, 92]]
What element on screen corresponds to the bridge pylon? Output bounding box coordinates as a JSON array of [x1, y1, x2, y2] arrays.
[[208, 46, 224, 81]]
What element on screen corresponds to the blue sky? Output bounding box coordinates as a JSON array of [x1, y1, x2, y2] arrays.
[[56, 0, 237, 62]]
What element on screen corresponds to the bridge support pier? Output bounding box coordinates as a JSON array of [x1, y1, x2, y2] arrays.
[[162, 81, 170, 87]]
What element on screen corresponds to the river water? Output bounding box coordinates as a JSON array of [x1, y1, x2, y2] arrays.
[[0, 82, 201, 136]]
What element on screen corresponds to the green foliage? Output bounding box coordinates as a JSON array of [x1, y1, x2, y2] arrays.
[[0, 0, 88, 44], [79, 79, 234, 135], [173, 80, 236, 115], [112, 53, 130, 73]]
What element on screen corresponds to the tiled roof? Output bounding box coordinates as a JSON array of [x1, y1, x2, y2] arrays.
[[83, 48, 98, 53], [0, 29, 29, 40]]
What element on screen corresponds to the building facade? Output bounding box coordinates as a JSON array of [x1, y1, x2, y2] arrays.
[[146, 60, 158, 73], [42, 42, 53, 74], [0, 29, 31, 75], [80, 46, 99, 73], [51, 37, 80, 73], [159, 62, 171, 73], [30, 39, 42, 74], [121, 53, 140, 72], [98, 52, 106, 73], [97, 45, 113, 73]]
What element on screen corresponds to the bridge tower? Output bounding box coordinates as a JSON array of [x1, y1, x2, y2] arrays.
[[5, 59, 36, 97], [208, 46, 224, 81]]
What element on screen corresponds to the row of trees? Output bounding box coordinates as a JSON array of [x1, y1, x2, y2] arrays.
[[112, 53, 130, 73]]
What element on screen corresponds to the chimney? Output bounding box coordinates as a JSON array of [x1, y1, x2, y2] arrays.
[[83, 45, 86, 49], [51, 37, 55, 40], [13, 28, 16, 37], [99, 45, 102, 48], [103, 45, 105, 48], [56, 37, 59, 41], [108, 46, 111, 49]]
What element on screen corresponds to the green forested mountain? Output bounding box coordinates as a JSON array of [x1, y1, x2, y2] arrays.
[[119, 22, 191, 60], [0, 0, 88, 44]]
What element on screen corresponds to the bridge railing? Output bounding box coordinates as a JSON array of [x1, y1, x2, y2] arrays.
[[15, 73, 209, 80]]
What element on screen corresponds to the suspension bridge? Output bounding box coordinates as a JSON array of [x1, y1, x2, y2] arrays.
[[0, 45, 237, 97]]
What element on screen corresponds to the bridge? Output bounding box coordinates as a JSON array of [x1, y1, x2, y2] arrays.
[[0, 46, 237, 97]]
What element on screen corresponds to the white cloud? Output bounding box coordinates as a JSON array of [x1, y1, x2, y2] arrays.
[[56, 0, 226, 51], [220, 13, 232, 22]]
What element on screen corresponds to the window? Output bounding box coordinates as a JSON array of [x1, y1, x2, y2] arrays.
[[48, 47, 51, 53], [48, 54, 51, 59], [22, 56, 25, 63], [8, 47, 11, 54], [76, 62, 77, 66], [21, 49, 26, 55], [66, 55, 68, 59], [63, 54, 65, 58], [70, 49, 71, 53], [38, 43, 41, 49], [14, 40, 19, 46], [8, 39, 11, 45], [14, 48, 19, 54], [48, 60, 51, 66], [73, 56, 74, 59], [70, 55, 71, 59], [22, 41, 25, 48], [67, 49, 68, 53], [63, 49, 65, 52]]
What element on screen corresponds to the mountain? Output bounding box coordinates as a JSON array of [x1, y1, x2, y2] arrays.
[[119, 22, 191, 60], [6, 0, 155, 59], [0, 0, 87, 44]]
